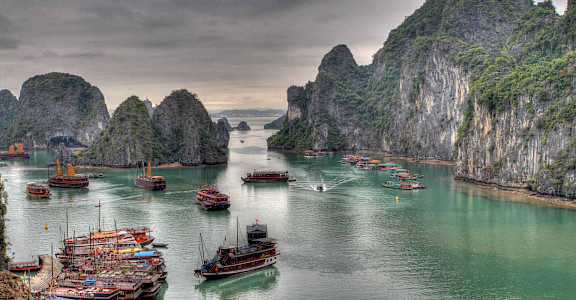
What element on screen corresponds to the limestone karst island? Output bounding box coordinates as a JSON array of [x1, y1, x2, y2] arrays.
[[1, 0, 576, 299]]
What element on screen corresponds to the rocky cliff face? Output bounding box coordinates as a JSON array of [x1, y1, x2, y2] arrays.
[[455, 3, 576, 198], [218, 117, 233, 131], [235, 121, 251, 130], [85, 96, 154, 167], [153, 90, 227, 165], [0, 90, 17, 135], [143, 100, 154, 116], [85, 90, 227, 167], [269, 0, 531, 156], [0, 271, 33, 300], [1, 73, 109, 148], [264, 114, 286, 129], [268, 0, 576, 199], [216, 119, 230, 148]]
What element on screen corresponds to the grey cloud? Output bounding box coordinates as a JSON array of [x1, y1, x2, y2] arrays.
[[2, 0, 567, 111], [166, 0, 308, 16], [80, 3, 138, 20], [42, 50, 58, 57], [0, 36, 19, 49]]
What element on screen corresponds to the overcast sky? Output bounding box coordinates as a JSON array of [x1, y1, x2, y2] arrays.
[[0, 0, 567, 111]]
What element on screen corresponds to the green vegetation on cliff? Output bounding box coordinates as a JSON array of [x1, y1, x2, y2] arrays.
[[263, 114, 286, 129], [0, 90, 17, 136], [1, 72, 110, 148], [85, 96, 153, 166], [85, 90, 227, 166]]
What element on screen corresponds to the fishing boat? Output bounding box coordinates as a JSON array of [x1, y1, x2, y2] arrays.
[[195, 187, 231, 211], [241, 170, 289, 183], [48, 160, 89, 189], [381, 180, 426, 190], [134, 162, 166, 190], [8, 260, 40, 272], [378, 162, 398, 171], [316, 184, 325, 191], [26, 182, 52, 198], [0, 143, 31, 160], [195, 220, 278, 280]]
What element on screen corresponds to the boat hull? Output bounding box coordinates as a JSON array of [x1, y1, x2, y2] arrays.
[[0, 153, 31, 160], [139, 237, 155, 247], [27, 191, 51, 198], [48, 177, 89, 189], [134, 178, 166, 190], [241, 177, 289, 183], [381, 183, 426, 190], [200, 258, 278, 280]]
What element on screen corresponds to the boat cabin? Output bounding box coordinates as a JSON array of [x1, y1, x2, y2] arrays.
[[246, 223, 267, 244]]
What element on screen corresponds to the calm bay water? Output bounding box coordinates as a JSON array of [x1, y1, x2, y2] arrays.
[[4, 117, 576, 299]]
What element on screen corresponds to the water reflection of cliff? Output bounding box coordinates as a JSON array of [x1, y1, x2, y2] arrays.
[[195, 267, 279, 299]]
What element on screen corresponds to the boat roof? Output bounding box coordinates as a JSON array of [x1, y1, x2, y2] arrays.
[[246, 223, 267, 232], [133, 251, 156, 257]]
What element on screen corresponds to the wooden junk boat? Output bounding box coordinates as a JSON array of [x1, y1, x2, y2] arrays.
[[0, 143, 31, 160], [195, 221, 278, 280], [8, 260, 40, 272], [196, 187, 231, 211], [134, 162, 166, 190], [48, 160, 89, 189], [241, 170, 289, 183], [26, 182, 52, 198]]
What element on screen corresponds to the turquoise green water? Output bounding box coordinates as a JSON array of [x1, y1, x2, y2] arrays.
[[4, 117, 576, 299]]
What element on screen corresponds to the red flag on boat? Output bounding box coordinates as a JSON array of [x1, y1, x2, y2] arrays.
[[255, 219, 259, 222], [224, 236, 227, 241]]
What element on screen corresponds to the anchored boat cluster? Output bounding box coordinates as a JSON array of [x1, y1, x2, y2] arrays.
[[35, 226, 166, 299], [338, 155, 426, 190]]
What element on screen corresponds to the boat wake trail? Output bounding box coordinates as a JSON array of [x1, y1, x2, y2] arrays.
[[291, 174, 359, 192]]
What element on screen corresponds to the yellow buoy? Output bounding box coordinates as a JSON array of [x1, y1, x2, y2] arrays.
[[396, 195, 399, 202], [45, 224, 48, 231]]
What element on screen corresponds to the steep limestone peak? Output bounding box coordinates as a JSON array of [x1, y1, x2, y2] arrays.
[[0, 90, 17, 134], [1, 72, 109, 148], [85, 95, 153, 167], [0, 89, 16, 100], [318, 44, 358, 77], [153, 89, 227, 166]]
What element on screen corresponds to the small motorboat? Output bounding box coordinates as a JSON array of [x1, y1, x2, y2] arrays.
[[87, 173, 104, 178], [316, 185, 325, 191], [240, 140, 245, 143], [152, 243, 168, 248]]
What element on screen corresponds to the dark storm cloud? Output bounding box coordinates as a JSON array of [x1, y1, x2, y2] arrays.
[[166, 0, 308, 16], [0, 37, 19, 49], [0, 13, 19, 49], [0, 0, 568, 110]]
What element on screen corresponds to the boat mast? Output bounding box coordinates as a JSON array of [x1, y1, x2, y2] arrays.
[[199, 233, 205, 263], [114, 220, 119, 265], [66, 211, 69, 241], [236, 217, 239, 249], [96, 200, 102, 232]]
